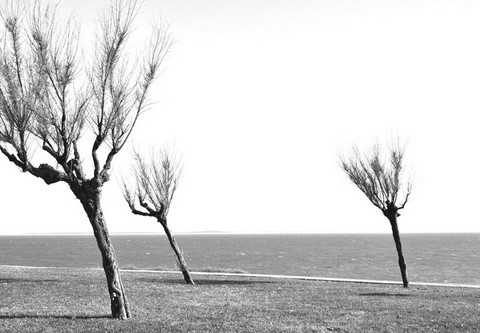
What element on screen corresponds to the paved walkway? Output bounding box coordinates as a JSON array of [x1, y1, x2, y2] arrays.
[[121, 268, 480, 289]]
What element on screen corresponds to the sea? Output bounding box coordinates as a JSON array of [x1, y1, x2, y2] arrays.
[[0, 233, 479, 286]]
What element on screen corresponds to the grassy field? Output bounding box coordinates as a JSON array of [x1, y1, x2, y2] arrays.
[[0, 266, 478, 332]]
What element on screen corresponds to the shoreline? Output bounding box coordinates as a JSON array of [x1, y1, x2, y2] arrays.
[[1, 231, 480, 236]]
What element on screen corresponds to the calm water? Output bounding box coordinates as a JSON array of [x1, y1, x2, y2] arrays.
[[1, 233, 479, 285]]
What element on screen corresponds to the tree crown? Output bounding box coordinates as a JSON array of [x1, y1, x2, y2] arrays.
[[123, 147, 182, 222], [340, 141, 412, 214], [0, 0, 171, 187]]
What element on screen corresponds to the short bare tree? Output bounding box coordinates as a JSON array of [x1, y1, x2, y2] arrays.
[[0, 0, 171, 318], [123, 149, 194, 285], [340, 142, 412, 288]]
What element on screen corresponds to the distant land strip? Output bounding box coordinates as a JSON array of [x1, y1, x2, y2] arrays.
[[2, 264, 479, 289]]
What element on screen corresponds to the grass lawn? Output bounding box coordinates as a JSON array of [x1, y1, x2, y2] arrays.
[[0, 266, 478, 332]]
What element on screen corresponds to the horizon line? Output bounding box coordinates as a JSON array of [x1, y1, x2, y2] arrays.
[[1, 231, 479, 236]]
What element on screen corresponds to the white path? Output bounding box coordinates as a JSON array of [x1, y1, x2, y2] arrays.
[[122, 269, 480, 289], [2, 265, 479, 289]]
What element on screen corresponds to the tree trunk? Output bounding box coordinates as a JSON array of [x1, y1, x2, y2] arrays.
[[74, 185, 131, 319], [160, 220, 195, 285], [387, 214, 409, 288]]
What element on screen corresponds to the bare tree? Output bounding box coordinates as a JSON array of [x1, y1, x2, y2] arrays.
[[0, 0, 171, 318], [122, 148, 194, 285], [340, 141, 412, 288]]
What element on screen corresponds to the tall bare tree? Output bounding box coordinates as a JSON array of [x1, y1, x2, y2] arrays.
[[340, 142, 412, 288], [123, 148, 194, 285], [0, 0, 171, 318]]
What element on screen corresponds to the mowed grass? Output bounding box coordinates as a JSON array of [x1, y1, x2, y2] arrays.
[[0, 266, 479, 332]]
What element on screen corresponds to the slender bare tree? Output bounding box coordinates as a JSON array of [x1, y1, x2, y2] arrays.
[[0, 0, 171, 318], [122, 148, 194, 285], [340, 141, 412, 288]]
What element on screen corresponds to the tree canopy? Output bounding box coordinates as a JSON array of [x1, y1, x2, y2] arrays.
[[340, 142, 411, 214], [0, 0, 172, 188]]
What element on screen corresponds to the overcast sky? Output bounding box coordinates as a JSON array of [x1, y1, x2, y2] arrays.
[[1, 0, 480, 235]]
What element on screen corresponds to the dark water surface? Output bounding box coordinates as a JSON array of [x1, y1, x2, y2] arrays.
[[1, 233, 479, 285]]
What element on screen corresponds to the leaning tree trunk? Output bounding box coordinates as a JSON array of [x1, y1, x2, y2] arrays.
[[74, 185, 131, 319], [387, 214, 409, 288], [159, 220, 195, 285]]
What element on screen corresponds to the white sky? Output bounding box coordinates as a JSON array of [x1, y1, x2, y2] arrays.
[[1, 0, 480, 234]]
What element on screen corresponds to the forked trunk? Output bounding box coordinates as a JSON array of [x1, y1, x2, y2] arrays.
[[160, 220, 195, 285], [74, 185, 131, 319], [387, 214, 409, 288]]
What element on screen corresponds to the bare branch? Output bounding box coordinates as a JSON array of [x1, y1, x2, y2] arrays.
[[88, 1, 172, 182], [0, 142, 67, 184], [122, 179, 153, 217], [0, 143, 25, 169], [398, 182, 412, 210], [139, 198, 158, 216], [70, 139, 85, 180]]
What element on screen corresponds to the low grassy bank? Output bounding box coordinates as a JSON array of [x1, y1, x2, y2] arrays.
[[0, 266, 478, 332]]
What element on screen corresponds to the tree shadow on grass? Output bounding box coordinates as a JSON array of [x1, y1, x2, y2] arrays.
[[359, 292, 413, 297], [0, 314, 111, 320], [0, 278, 59, 284], [138, 278, 275, 286]]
